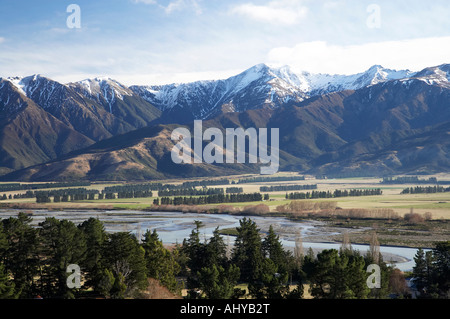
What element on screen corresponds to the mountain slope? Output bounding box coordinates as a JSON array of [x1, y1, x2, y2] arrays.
[[1, 124, 261, 181], [68, 77, 161, 129], [131, 64, 414, 121], [0, 79, 94, 173], [1, 63, 449, 181], [0, 75, 162, 174]]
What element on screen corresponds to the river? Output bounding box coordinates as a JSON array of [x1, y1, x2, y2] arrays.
[[0, 209, 428, 271]]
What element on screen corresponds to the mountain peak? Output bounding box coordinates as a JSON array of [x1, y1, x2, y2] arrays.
[[411, 64, 450, 87], [71, 77, 132, 103], [249, 63, 270, 72], [4, 74, 55, 96], [367, 64, 384, 71]]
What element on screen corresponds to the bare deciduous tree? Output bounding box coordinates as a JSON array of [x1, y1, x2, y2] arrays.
[[294, 230, 303, 267], [369, 231, 380, 264]]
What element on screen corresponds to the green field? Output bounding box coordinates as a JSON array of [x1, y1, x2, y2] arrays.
[[1, 173, 449, 248], [1, 173, 450, 219]]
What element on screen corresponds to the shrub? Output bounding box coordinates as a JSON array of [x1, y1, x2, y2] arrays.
[[404, 212, 425, 224], [241, 204, 270, 215]]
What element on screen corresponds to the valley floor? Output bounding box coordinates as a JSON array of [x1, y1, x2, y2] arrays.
[[0, 172, 449, 249]]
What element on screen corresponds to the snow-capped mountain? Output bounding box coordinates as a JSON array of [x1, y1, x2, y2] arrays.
[[4, 74, 78, 111], [130, 63, 309, 119], [304, 65, 415, 96], [130, 63, 417, 120], [2, 62, 450, 180], [68, 77, 134, 113], [407, 64, 450, 88], [0, 74, 161, 172]]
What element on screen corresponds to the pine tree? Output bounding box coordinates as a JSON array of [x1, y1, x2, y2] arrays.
[[1, 213, 39, 298], [0, 263, 15, 299], [205, 227, 228, 269], [232, 218, 264, 284], [432, 241, 450, 297], [0, 223, 8, 262], [249, 258, 290, 299], [262, 226, 285, 265], [102, 232, 148, 298], [142, 229, 180, 293], [413, 248, 427, 293], [197, 264, 240, 299], [110, 272, 127, 299], [309, 249, 368, 299], [184, 221, 206, 273], [38, 218, 87, 298], [346, 253, 369, 299], [78, 217, 107, 293]]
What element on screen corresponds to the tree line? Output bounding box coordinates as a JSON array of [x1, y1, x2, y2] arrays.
[[412, 243, 450, 298], [158, 188, 224, 197], [1, 213, 447, 299], [285, 189, 382, 200], [226, 187, 243, 194], [0, 213, 178, 299], [181, 179, 230, 187], [32, 188, 153, 203], [0, 182, 91, 192], [401, 186, 450, 194], [382, 176, 439, 184], [35, 188, 100, 203], [260, 184, 317, 192], [181, 221, 448, 299], [237, 175, 305, 184], [155, 193, 265, 206]]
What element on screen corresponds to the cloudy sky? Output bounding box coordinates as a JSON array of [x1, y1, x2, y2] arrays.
[[1, 0, 450, 85]]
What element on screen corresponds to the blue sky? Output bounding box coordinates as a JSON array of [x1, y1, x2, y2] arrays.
[[1, 0, 450, 85]]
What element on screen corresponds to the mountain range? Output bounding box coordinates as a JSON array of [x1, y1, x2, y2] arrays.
[[130, 64, 414, 121], [1, 63, 449, 181]]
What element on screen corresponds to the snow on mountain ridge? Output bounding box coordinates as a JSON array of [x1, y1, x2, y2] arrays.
[[410, 64, 450, 87], [1, 75, 72, 110], [4, 74, 50, 97], [128, 63, 422, 119], [3, 63, 448, 121], [71, 77, 132, 101]]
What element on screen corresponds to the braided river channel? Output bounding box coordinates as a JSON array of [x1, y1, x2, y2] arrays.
[[0, 209, 429, 271]]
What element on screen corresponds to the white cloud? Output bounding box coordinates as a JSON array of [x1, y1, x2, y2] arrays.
[[164, 0, 202, 15], [267, 37, 450, 74], [131, 0, 157, 4], [131, 0, 202, 15], [231, 0, 308, 25]]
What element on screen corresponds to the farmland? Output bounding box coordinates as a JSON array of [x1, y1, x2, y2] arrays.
[[0, 172, 449, 249]]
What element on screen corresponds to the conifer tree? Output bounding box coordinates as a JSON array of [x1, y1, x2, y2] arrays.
[[38, 218, 87, 298], [413, 248, 427, 293], [0, 264, 15, 299], [102, 232, 148, 298], [142, 229, 180, 293], [78, 217, 107, 293], [432, 241, 450, 297], [232, 218, 264, 283], [197, 264, 240, 299], [1, 213, 39, 298], [205, 227, 228, 269]]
